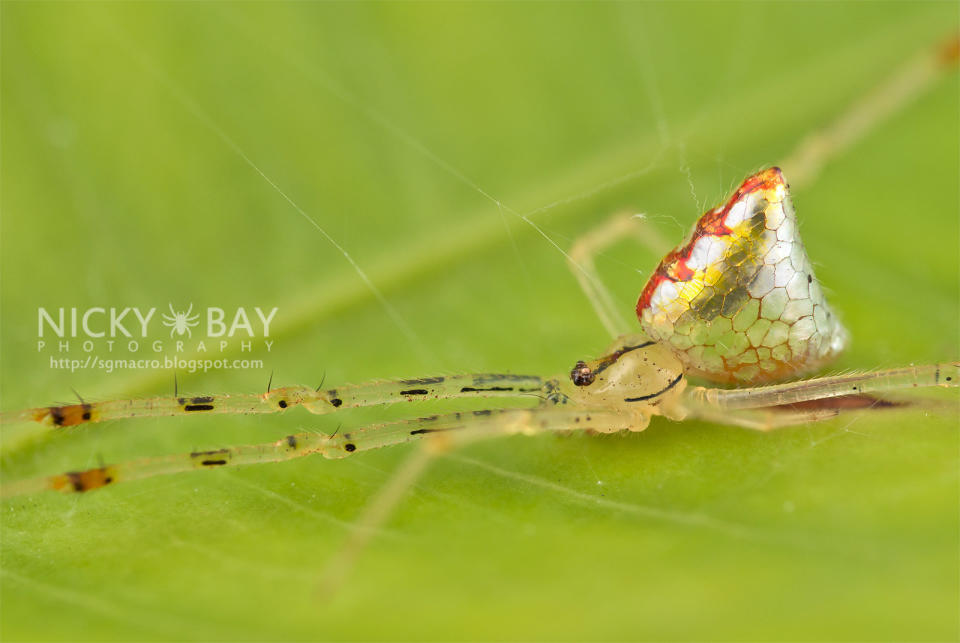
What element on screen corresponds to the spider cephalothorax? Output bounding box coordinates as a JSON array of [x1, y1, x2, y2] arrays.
[[636, 167, 848, 383], [3, 166, 955, 500], [565, 339, 687, 424]]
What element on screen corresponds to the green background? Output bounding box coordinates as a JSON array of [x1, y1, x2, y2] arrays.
[[1, 2, 958, 641]]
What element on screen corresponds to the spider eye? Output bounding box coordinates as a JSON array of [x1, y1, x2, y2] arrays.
[[570, 360, 595, 386]]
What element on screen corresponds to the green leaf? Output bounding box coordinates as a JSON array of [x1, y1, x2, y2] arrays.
[[2, 2, 957, 640]]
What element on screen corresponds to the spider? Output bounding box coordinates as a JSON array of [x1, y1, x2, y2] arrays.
[[161, 303, 200, 338], [2, 165, 956, 499]]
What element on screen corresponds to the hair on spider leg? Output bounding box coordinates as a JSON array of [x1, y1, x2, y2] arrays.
[[295, 424, 328, 438], [70, 387, 85, 404], [518, 391, 552, 405], [4, 130, 957, 499], [316, 370, 327, 392], [771, 393, 902, 413], [1, 33, 955, 605], [266, 370, 274, 394], [45, 394, 95, 427]]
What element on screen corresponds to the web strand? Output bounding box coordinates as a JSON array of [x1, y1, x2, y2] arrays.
[[98, 12, 428, 357]]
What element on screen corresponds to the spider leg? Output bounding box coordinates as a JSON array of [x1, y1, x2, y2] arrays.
[[685, 405, 844, 432], [317, 444, 436, 596], [573, 37, 957, 340], [1, 373, 553, 428], [684, 362, 959, 413], [568, 212, 672, 338], [781, 35, 957, 189], [0, 405, 635, 498], [319, 401, 638, 595], [317, 373, 669, 594]]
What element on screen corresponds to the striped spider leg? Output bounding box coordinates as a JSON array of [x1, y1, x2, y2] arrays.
[[2, 166, 956, 497], [1, 35, 957, 595], [1, 166, 955, 597]]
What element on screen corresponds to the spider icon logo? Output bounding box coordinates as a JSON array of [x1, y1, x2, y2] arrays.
[[161, 303, 201, 338]]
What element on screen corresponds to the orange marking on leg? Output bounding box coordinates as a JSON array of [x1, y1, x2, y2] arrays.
[[938, 35, 959, 65], [49, 466, 116, 493], [43, 403, 96, 427], [31, 408, 52, 423]]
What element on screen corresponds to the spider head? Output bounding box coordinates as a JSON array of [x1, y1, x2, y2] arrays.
[[568, 341, 685, 407]]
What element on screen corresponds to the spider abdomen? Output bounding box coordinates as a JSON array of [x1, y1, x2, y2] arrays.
[[637, 167, 848, 384]]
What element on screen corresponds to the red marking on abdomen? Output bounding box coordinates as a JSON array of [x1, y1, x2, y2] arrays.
[[668, 255, 694, 281], [636, 167, 785, 320]]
